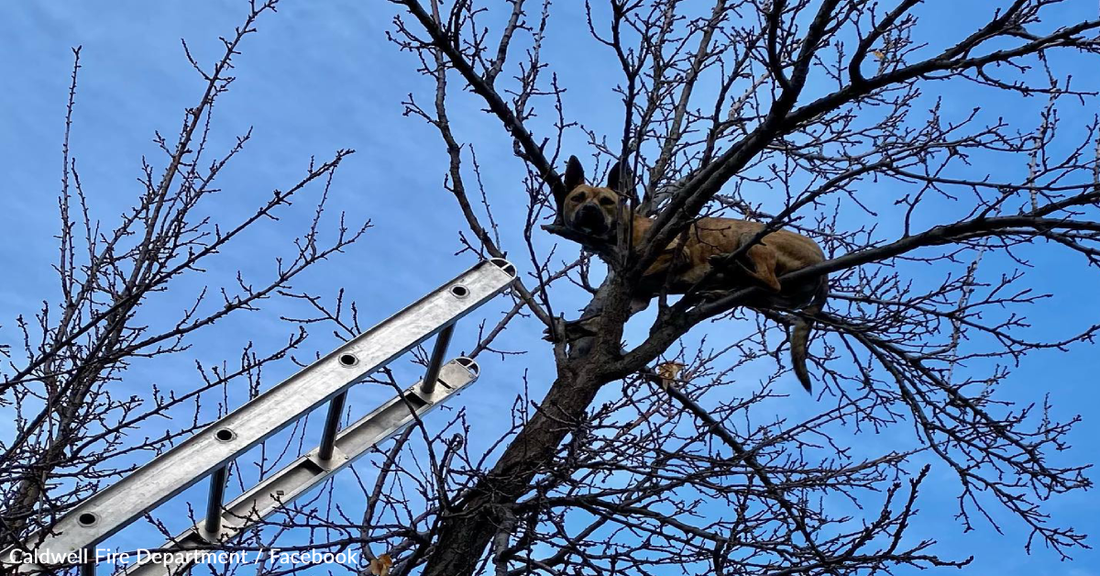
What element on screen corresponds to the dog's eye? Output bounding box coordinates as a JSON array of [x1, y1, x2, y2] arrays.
[[571, 192, 586, 202], [599, 197, 615, 206]]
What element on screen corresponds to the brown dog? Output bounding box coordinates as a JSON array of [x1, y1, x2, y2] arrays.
[[558, 156, 828, 392]]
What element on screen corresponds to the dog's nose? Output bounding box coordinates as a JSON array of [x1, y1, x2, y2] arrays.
[[572, 203, 607, 233], [575, 204, 606, 231]]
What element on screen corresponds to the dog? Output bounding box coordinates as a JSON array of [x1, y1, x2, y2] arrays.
[[556, 155, 828, 392]]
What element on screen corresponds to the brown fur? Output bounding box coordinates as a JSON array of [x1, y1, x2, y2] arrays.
[[560, 156, 827, 392]]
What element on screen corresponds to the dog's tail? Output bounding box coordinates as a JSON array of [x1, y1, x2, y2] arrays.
[[790, 276, 828, 393]]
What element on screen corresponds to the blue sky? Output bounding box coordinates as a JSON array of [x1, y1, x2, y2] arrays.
[[1, 1, 1098, 575]]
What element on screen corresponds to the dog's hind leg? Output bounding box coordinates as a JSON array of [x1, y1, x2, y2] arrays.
[[734, 233, 782, 292], [708, 234, 782, 292]]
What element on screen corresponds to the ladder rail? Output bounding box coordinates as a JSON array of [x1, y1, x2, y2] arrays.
[[4, 258, 515, 572]]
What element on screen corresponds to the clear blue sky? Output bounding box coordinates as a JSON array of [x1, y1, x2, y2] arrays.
[[1, 2, 1097, 575]]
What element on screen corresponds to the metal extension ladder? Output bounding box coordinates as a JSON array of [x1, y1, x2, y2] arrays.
[[3, 258, 517, 575]]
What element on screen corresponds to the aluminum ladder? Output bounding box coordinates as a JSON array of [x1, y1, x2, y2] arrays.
[[3, 258, 517, 575]]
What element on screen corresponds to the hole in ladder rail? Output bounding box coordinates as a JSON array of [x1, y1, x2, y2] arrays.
[[338, 353, 359, 367], [77, 512, 98, 527], [215, 428, 236, 442], [450, 284, 469, 298]]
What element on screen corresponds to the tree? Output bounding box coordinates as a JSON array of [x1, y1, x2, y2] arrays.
[[383, 0, 1099, 574], [2, 1, 1098, 575]]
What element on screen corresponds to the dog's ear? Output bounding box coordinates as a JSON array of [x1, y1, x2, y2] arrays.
[[606, 160, 633, 196], [606, 161, 622, 193], [564, 155, 585, 191]]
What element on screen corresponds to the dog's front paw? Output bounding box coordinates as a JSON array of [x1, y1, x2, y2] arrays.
[[708, 253, 729, 266]]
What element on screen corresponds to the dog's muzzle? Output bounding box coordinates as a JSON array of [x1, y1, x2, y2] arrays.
[[572, 204, 610, 236]]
